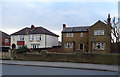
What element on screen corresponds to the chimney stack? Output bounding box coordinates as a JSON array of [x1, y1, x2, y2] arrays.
[[31, 25, 35, 30], [63, 24, 66, 29], [107, 14, 111, 25]]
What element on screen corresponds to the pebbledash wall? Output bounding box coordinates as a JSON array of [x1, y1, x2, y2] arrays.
[[11, 34, 58, 49]]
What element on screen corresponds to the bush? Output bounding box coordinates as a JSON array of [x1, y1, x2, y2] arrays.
[[16, 46, 29, 53], [40, 50, 48, 54]]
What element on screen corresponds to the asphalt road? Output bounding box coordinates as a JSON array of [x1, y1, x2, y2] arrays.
[[2, 64, 118, 75]]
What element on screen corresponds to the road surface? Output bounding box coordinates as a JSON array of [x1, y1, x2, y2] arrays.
[[2, 64, 118, 75]]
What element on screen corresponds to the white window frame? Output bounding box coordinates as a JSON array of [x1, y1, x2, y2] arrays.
[[5, 39, 9, 43], [36, 35, 42, 41], [94, 30, 97, 35], [29, 35, 34, 41], [31, 44, 40, 49], [36, 44, 40, 48], [93, 42, 105, 50], [94, 30, 104, 36], [80, 33, 83, 37], [18, 35, 24, 41], [66, 33, 73, 37], [101, 30, 104, 35], [65, 43, 73, 48]]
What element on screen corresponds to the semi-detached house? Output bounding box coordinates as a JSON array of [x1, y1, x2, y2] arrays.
[[0, 31, 10, 52], [11, 25, 59, 49]]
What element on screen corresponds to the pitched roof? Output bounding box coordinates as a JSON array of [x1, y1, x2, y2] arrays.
[[0, 31, 10, 39], [92, 20, 107, 26], [11, 26, 59, 37], [62, 26, 90, 33], [90, 20, 112, 28]]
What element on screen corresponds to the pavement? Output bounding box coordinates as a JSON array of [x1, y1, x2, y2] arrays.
[[0, 60, 119, 72]]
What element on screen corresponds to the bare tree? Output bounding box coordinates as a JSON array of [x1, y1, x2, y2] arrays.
[[104, 16, 120, 43], [104, 14, 120, 53], [111, 17, 120, 43]]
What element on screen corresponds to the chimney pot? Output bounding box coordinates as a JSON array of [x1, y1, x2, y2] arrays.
[[107, 14, 111, 25], [63, 24, 66, 29], [31, 25, 35, 30]]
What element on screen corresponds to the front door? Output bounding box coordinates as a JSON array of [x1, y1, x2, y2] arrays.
[[80, 43, 84, 52], [12, 43, 16, 49]]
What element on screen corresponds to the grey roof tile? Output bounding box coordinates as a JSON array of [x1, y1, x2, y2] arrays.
[[62, 26, 90, 33], [0, 31, 10, 39], [11, 26, 59, 37]]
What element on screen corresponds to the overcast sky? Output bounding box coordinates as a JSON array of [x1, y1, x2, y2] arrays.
[[0, 0, 119, 41]]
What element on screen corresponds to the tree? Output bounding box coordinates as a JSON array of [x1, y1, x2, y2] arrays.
[[111, 17, 120, 43], [104, 14, 120, 53], [16, 46, 29, 53]]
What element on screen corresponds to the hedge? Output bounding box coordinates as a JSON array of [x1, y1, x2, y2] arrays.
[[12, 52, 120, 65]]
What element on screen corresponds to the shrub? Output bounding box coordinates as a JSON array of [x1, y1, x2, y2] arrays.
[[40, 50, 48, 54], [16, 46, 29, 53]]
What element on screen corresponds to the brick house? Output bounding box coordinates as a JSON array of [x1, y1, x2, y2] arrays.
[[62, 14, 112, 53], [0, 31, 11, 52], [11, 25, 59, 49]]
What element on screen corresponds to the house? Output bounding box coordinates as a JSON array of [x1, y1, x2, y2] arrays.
[[0, 31, 11, 52], [11, 25, 59, 49], [62, 14, 112, 53]]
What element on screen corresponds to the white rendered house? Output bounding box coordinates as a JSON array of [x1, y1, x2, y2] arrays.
[[11, 25, 59, 49]]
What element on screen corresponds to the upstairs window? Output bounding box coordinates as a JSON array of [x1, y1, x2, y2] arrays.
[[94, 30, 104, 35], [80, 33, 83, 37], [36, 35, 42, 41], [29, 35, 34, 41], [5, 39, 9, 43], [18, 35, 24, 41], [66, 33, 73, 37]]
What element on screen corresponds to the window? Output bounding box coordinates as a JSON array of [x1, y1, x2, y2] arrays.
[[93, 42, 105, 50], [29, 35, 34, 41], [80, 33, 83, 37], [101, 30, 104, 35], [94, 30, 104, 35], [31, 44, 40, 49], [5, 39, 9, 43], [94, 30, 97, 35], [65, 43, 73, 48], [18, 35, 24, 41], [36, 35, 42, 41], [80, 43, 83, 49], [66, 33, 73, 37]]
